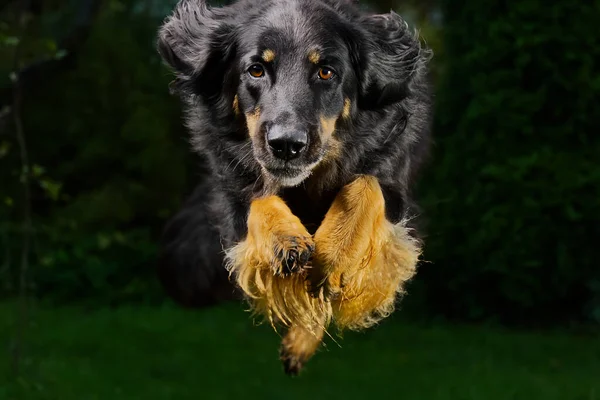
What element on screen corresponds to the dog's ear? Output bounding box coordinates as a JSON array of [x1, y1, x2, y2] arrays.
[[157, 0, 236, 98], [357, 11, 431, 109]]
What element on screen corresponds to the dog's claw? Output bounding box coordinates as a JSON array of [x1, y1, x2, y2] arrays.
[[275, 236, 314, 276], [283, 249, 298, 275], [299, 246, 313, 264]]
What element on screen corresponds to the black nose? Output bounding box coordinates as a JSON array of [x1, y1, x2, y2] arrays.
[[266, 126, 308, 161]]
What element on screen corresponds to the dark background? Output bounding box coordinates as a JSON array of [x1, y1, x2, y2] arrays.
[[1, 0, 598, 398]]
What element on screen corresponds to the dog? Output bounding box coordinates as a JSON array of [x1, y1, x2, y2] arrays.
[[156, 0, 433, 375]]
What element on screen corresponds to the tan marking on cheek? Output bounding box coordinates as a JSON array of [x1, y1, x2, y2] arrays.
[[319, 116, 337, 138], [308, 50, 320, 64], [262, 49, 276, 63], [233, 95, 240, 116], [305, 137, 343, 196], [319, 98, 351, 139], [342, 98, 351, 119], [245, 107, 261, 137], [325, 137, 342, 161]]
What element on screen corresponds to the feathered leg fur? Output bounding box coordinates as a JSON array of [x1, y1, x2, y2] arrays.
[[311, 175, 421, 331], [226, 176, 420, 375], [224, 196, 331, 334]]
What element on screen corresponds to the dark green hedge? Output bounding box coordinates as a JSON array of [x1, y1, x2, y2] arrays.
[[1, 4, 193, 305], [414, 0, 600, 325]]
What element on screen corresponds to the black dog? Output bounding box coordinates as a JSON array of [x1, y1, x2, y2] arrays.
[[157, 0, 432, 375]]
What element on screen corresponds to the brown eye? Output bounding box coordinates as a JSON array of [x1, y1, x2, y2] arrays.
[[248, 64, 264, 78], [318, 67, 334, 80]]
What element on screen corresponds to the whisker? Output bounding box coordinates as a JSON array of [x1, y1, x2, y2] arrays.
[[232, 148, 255, 174], [223, 142, 253, 175]]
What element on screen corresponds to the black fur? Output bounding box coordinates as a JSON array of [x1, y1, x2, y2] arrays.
[[156, 0, 432, 308]]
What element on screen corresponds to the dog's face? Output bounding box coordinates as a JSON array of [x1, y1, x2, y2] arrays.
[[235, 12, 356, 186], [158, 0, 428, 188]]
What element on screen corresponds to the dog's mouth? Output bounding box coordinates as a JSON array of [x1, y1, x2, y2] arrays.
[[253, 136, 329, 188], [261, 162, 320, 187]]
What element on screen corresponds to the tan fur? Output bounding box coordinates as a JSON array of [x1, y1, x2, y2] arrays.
[[306, 116, 343, 196], [308, 49, 320, 64], [342, 98, 351, 119], [233, 95, 240, 116], [318, 98, 349, 152], [330, 221, 420, 330], [262, 49, 276, 62], [319, 116, 337, 139], [305, 139, 342, 196], [279, 316, 326, 374], [245, 107, 261, 137], [310, 175, 420, 330], [224, 196, 331, 333], [226, 177, 420, 371]]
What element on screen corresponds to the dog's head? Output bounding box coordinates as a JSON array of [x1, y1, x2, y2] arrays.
[[158, 0, 429, 188]]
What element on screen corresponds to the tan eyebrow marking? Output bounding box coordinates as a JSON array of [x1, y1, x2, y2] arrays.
[[308, 49, 320, 64], [262, 49, 276, 62]]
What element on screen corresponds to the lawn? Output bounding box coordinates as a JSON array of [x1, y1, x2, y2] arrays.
[[1, 301, 598, 400]]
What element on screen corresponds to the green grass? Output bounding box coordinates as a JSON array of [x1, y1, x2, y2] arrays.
[[1, 301, 599, 400]]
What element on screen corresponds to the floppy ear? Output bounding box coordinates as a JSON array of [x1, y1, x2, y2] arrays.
[[157, 0, 236, 98], [357, 11, 431, 109]]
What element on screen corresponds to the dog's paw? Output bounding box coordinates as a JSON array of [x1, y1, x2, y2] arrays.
[[245, 195, 314, 277], [280, 349, 305, 377], [278, 322, 324, 377], [273, 234, 315, 276], [279, 336, 308, 377]]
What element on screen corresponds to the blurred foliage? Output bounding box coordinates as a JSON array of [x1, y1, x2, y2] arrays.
[[415, 0, 600, 326], [1, 0, 191, 305], [1, 0, 598, 327]]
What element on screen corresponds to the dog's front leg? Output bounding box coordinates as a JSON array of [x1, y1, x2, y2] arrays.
[[310, 175, 421, 330], [230, 195, 314, 277], [225, 195, 330, 330]]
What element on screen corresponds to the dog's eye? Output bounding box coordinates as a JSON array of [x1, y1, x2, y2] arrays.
[[248, 64, 265, 78], [318, 67, 335, 80]]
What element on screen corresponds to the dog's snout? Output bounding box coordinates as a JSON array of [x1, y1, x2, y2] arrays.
[[266, 125, 308, 161]]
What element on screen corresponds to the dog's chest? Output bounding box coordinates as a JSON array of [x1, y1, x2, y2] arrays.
[[280, 188, 336, 235]]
